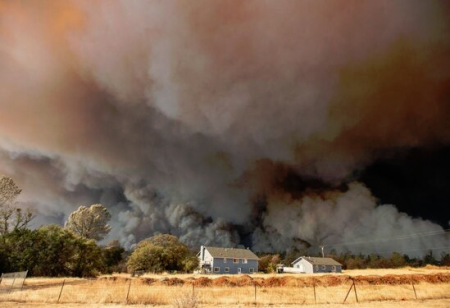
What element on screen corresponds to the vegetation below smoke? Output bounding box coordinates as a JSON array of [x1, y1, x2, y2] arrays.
[[1, 175, 449, 278], [126, 234, 199, 273], [0, 225, 107, 277], [258, 250, 450, 273], [1, 226, 450, 277]]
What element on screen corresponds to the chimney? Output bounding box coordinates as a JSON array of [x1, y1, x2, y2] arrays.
[[201, 246, 205, 261]]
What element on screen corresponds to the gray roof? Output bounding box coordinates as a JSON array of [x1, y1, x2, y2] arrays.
[[292, 257, 342, 266], [204, 246, 259, 260]]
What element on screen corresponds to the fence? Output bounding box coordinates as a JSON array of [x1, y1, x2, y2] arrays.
[[0, 271, 28, 293], [0, 276, 449, 306]]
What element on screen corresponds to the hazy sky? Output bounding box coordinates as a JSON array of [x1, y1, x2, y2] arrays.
[[0, 0, 449, 255]]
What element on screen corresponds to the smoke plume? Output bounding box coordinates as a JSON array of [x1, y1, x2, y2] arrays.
[[1, 0, 449, 255]]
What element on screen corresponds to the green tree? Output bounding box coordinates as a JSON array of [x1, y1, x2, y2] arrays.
[[0, 176, 33, 236], [390, 252, 406, 268], [127, 234, 190, 273], [35, 224, 105, 277], [424, 250, 437, 265], [346, 254, 367, 269], [0, 228, 39, 273], [70, 237, 105, 277], [103, 245, 125, 274], [0, 224, 105, 277], [440, 252, 450, 266], [65, 204, 111, 241], [33, 224, 89, 277], [258, 255, 272, 273], [182, 254, 200, 272]]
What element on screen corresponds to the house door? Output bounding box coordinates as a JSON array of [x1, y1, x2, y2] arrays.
[[237, 268, 241, 274], [300, 264, 304, 272]]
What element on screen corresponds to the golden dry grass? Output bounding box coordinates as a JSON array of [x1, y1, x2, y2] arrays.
[[1, 267, 450, 307], [121, 265, 450, 280]]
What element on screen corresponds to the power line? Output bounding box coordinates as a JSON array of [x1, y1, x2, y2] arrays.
[[359, 245, 450, 256], [321, 228, 450, 248]]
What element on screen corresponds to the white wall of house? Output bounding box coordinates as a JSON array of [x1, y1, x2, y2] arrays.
[[292, 258, 313, 273], [282, 267, 304, 274], [200, 246, 212, 263]]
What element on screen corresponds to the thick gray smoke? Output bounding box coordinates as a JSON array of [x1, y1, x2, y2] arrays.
[[1, 0, 449, 255]]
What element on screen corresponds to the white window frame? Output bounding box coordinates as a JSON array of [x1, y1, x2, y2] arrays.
[[224, 267, 230, 273], [214, 267, 220, 273], [322, 265, 326, 270], [243, 259, 248, 264], [233, 258, 239, 264], [249, 268, 254, 273]]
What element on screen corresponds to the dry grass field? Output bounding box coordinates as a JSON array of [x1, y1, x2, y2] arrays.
[[1, 266, 450, 307]]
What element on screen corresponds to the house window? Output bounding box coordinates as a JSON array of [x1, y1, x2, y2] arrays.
[[224, 267, 229, 273], [243, 259, 248, 264], [322, 265, 326, 270], [214, 267, 220, 273], [233, 259, 239, 263], [249, 268, 254, 273], [332, 266, 336, 272]]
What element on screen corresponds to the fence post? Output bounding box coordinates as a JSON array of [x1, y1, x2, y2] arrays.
[[313, 279, 317, 304], [57, 279, 65, 303], [192, 283, 195, 296], [21, 271, 28, 292], [343, 282, 353, 304], [9, 277, 16, 293], [126, 279, 132, 304], [352, 279, 359, 303], [254, 282, 257, 304], [411, 280, 417, 300]]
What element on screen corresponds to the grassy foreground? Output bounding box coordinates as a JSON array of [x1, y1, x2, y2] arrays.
[[1, 267, 449, 307]]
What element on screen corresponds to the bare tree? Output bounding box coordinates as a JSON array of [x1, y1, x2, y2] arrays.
[[0, 176, 33, 235], [65, 204, 112, 241]]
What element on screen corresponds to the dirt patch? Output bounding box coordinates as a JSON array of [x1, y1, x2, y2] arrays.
[[212, 276, 232, 286], [230, 274, 254, 286], [156, 277, 184, 286], [98, 276, 130, 283], [136, 278, 157, 285], [193, 277, 212, 287], [98, 272, 450, 288], [209, 273, 450, 287]]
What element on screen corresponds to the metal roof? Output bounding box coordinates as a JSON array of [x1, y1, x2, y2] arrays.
[[204, 246, 259, 260], [292, 257, 342, 266]]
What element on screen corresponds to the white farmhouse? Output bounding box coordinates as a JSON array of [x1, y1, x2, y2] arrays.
[[291, 257, 342, 273]]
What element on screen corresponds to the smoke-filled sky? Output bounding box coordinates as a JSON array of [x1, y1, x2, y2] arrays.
[[1, 0, 450, 256]]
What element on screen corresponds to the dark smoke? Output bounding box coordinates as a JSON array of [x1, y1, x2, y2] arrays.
[[0, 0, 449, 255]]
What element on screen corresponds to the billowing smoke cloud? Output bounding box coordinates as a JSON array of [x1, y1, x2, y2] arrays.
[[1, 0, 449, 255]]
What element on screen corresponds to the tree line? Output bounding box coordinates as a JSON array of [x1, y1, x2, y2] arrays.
[[0, 176, 124, 276], [1, 175, 449, 277], [258, 249, 450, 273], [0, 176, 198, 277]]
